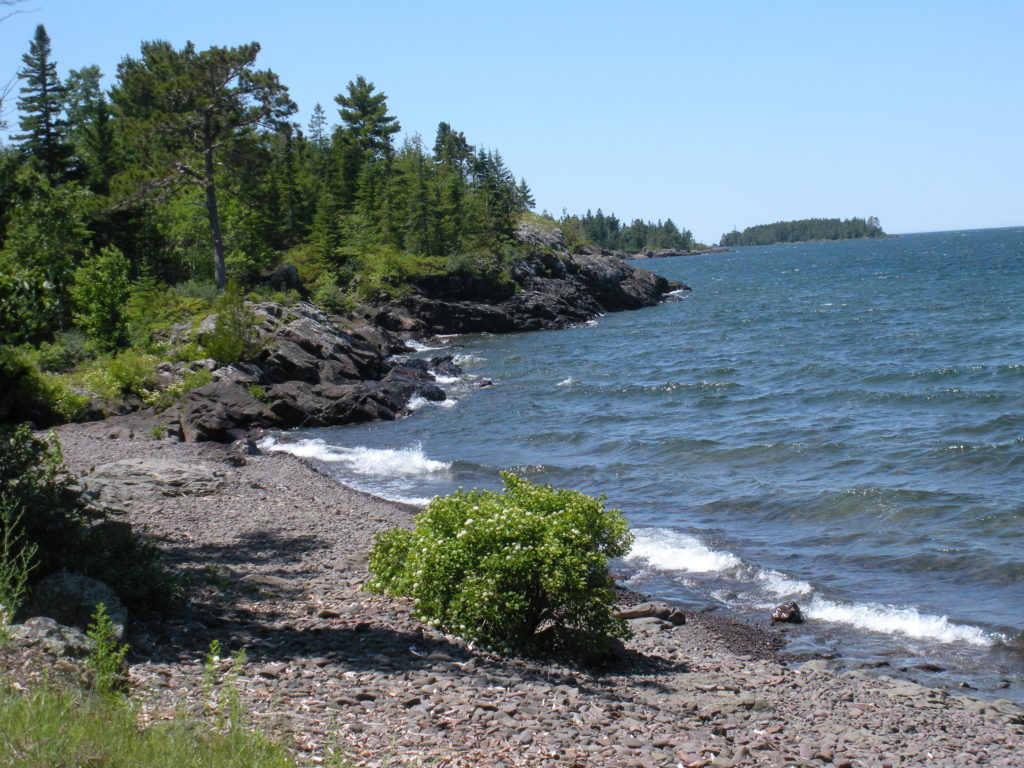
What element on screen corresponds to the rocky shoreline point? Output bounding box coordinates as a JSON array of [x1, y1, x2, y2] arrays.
[[2, 430, 1019, 768], [79, 223, 686, 442]]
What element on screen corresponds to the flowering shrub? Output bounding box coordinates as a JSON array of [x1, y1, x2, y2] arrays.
[[368, 472, 633, 659]]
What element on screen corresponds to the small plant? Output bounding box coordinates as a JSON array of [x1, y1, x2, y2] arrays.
[[0, 494, 38, 630], [201, 639, 248, 728], [85, 602, 128, 696], [368, 473, 633, 660], [246, 383, 267, 402], [202, 281, 263, 365]]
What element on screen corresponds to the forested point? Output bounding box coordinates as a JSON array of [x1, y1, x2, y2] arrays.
[[0, 26, 700, 425], [559, 209, 704, 253], [719, 217, 886, 247]]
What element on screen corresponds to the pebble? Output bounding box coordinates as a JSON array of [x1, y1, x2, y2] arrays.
[[39, 431, 1024, 768]]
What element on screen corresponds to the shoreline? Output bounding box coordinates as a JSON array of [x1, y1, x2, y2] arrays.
[[24, 426, 1022, 766]]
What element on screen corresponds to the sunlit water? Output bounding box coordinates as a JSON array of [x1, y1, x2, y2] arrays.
[[266, 227, 1024, 701]]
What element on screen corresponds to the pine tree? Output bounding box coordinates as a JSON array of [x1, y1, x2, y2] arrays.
[[15, 24, 73, 181], [111, 40, 296, 290]]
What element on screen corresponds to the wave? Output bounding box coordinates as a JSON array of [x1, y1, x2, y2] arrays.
[[625, 527, 741, 573], [259, 437, 451, 477], [406, 395, 459, 411], [405, 339, 446, 352], [623, 527, 991, 646], [804, 597, 993, 646]]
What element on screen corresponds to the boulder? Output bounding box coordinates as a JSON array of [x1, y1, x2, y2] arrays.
[[261, 264, 307, 296], [25, 572, 127, 639], [7, 616, 92, 658], [265, 380, 397, 426], [175, 381, 279, 442], [430, 354, 463, 378], [771, 601, 804, 624], [83, 457, 223, 506]]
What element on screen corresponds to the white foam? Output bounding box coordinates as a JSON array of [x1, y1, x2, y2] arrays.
[[756, 569, 813, 596], [260, 437, 450, 477], [433, 375, 461, 385], [805, 596, 993, 646], [406, 340, 444, 352], [393, 495, 433, 507], [557, 377, 577, 387], [626, 528, 742, 573], [406, 395, 459, 411]]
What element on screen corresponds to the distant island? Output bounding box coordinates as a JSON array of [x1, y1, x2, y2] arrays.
[[720, 216, 886, 247]]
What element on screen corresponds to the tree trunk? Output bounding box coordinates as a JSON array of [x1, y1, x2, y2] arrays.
[[203, 122, 227, 291]]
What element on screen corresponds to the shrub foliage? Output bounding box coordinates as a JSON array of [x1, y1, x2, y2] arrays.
[[368, 473, 633, 659]]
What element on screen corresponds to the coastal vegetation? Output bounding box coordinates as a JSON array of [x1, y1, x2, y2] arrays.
[[719, 216, 885, 246], [368, 472, 633, 660], [0, 25, 695, 425]]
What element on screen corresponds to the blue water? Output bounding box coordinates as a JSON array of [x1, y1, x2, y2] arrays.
[[268, 227, 1024, 699]]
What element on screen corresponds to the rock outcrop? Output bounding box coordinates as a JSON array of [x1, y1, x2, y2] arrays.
[[374, 224, 688, 336], [56, 226, 685, 442]]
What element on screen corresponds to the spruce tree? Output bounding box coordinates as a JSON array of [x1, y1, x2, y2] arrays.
[[15, 24, 73, 181]]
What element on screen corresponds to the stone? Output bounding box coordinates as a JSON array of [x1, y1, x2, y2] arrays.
[[25, 572, 127, 639], [83, 458, 223, 504], [429, 355, 463, 378], [770, 601, 803, 623], [8, 616, 92, 657]]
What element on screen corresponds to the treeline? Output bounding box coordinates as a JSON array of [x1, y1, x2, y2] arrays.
[[560, 209, 698, 253], [719, 217, 885, 247], [0, 25, 534, 350]]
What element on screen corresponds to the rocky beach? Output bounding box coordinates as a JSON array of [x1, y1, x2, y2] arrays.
[[4, 428, 1018, 767]]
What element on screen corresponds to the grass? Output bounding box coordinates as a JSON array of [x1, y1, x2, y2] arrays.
[[0, 683, 303, 768]]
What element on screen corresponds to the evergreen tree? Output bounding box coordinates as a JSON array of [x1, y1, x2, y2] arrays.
[[111, 40, 296, 290], [64, 65, 117, 192], [15, 24, 73, 181], [332, 76, 400, 208]]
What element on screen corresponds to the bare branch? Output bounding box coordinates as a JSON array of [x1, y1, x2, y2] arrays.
[[0, 0, 34, 24]]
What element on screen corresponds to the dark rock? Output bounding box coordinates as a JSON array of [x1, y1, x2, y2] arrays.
[[771, 601, 804, 624], [266, 380, 397, 427], [379, 229, 683, 337], [429, 355, 462, 378], [261, 264, 307, 297], [175, 381, 279, 442]]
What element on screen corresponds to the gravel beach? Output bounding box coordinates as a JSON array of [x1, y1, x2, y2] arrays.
[[41, 427, 1024, 767]]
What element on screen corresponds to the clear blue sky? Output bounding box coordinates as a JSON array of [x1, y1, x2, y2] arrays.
[[2, 0, 1021, 244]]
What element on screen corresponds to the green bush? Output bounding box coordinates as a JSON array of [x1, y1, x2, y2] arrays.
[[311, 272, 355, 315], [33, 330, 95, 373], [202, 281, 263, 365], [84, 603, 128, 697], [368, 473, 633, 660], [71, 246, 130, 349], [0, 494, 37, 626]]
